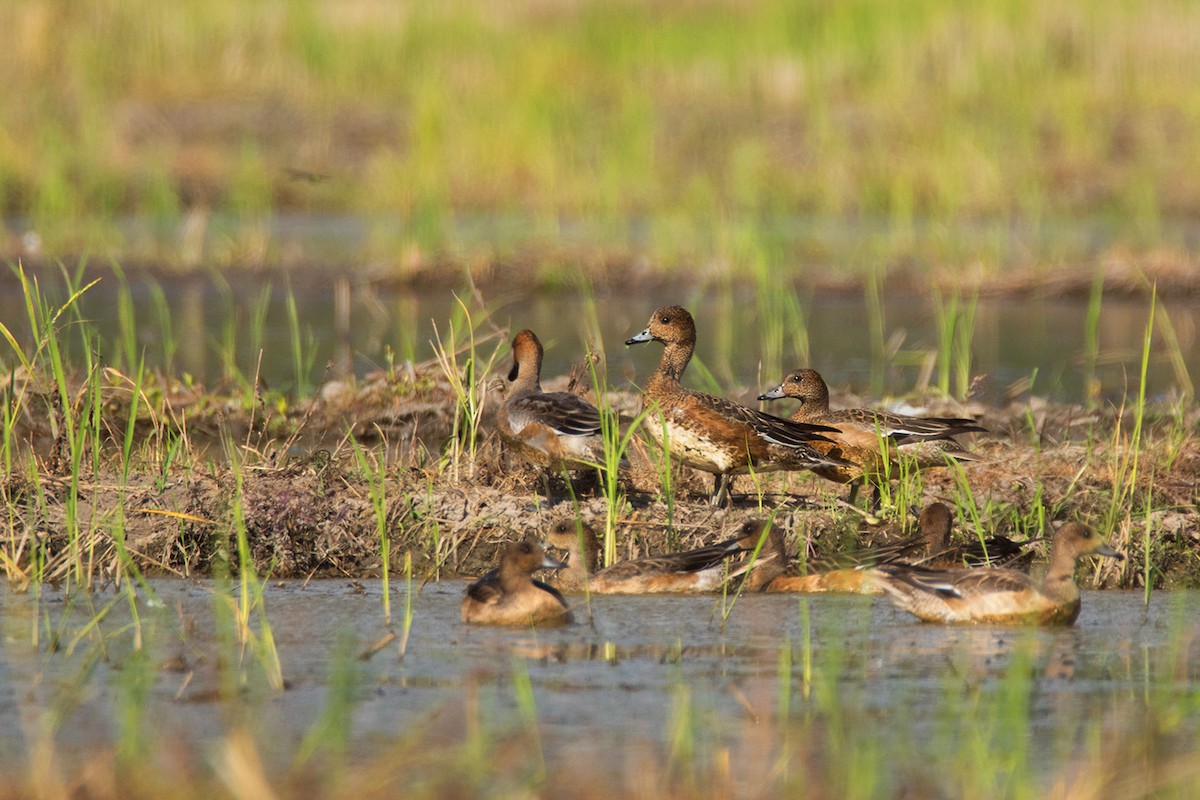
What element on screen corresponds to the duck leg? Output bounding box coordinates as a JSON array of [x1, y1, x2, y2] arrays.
[[711, 473, 732, 507], [868, 483, 883, 513]]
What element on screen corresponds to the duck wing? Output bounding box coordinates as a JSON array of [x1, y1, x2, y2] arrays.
[[465, 571, 503, 605], [832, 409, 985, 444], [690, 391, 840, 447], [600, 536, 746, 581], [508, 392, 604, 437]]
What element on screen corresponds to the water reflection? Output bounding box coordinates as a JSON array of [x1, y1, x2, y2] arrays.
[[1, 272, 1193, 403]]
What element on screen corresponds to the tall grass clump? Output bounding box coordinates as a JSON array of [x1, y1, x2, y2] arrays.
[[430, 296, 504, 480], [930, 287, 977, 400], [1103, 288, 1156, 570], [212, 276, 272, 399], [225, 456, 285, 691], [351, 435, 392, 626], [585, 351, 648, 566], [1, 266, 103, 587], [1082, 268, 1105, 406], [285, 281, 318, 398], [579, 293, 648, 564]]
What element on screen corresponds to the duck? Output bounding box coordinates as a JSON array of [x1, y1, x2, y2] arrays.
[[872, 521, 1123, 625], [763, 500, 1022, 594], [912, 501, 1040, 570], [764, 507, 943, 594], [544, 518, 784, 594], [461, 539, 574, 626], [625, 307, 850, 505], [497, 329, 611, 483], [757, 368, 985, 506]]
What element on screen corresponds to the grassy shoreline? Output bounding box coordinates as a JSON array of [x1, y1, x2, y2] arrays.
[[1, 263, 1195, 590], [3, 356, 1196, 589]]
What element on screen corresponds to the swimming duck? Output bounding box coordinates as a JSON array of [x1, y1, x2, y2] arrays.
[[764, 510, 937, 594], [872, 521, 1122, 625], [626, 307, 849, 505], [763, 501, 1017, 593], [758, 368, 985, 506], [544, 518, 784, 594], [461, 539, 574, 626], [912, 502, 1040, 570]]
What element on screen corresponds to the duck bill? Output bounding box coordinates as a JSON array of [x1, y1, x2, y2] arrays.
[[1097, 544, 1124, 560], [540, 553, 569, 570], [624, 328, 654, 346], [757, 385, 785, 400]]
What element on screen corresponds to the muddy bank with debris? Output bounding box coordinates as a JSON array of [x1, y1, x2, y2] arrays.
[[3, 360, 1198, 589]]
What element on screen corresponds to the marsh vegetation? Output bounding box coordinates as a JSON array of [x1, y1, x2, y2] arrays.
[[3, 0, 1200, 796]]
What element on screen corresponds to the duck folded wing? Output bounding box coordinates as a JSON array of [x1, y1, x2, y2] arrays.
[[688, 393, 838, 446], [465, 571, 503, 605], [837, 409, 985, 442], [598, 537, 747, 582], [879, 563, 1036, 599], [507, 392, 604, 436]]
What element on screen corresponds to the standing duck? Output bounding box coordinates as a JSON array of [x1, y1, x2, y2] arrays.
[[626, 307, 849, 505], [497, 329, 610, 486], [758, 368, 985, 506]]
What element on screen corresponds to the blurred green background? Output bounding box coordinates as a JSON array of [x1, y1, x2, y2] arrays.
[[4, 0, 1200, 283]]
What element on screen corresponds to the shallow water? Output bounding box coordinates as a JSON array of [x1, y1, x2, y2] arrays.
[[2, 580, 1197, 790], [1, 272, 1196, 405]]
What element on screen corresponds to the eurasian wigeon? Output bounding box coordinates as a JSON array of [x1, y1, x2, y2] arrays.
[[497, 329, 612, 487], [461, 539, 574, 626], [544, 518, 784, 594], [758, 368, 985, 506], [764, 501, 1006, 594], [872, 521, 1122, 625], [911, 502, 1041, 570], [626, 307, 849, 505]]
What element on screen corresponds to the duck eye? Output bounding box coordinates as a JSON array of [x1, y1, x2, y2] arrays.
[[659, 315, 670, 324]]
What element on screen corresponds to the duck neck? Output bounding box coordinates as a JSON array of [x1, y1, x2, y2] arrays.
[[649, 340, 693, 388], [498, 562, 532, 593], [921, 522, 951, 557], [799, 384, 832, 419], [555, 530, 600, 591], [741, 530, 787, 591], [509, 357, 543, 396], [1040, 544, 1082, 603]]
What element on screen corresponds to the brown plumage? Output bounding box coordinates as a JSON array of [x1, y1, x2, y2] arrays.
[[913, 502, 1040, 570], [544, 519, 784, 594], [626, 307, 850, 505], [873, 522, 1123, 625], [461, 540, 574, 626], [758, 368, 985, 504], [497, 329, 608, 474], [764, 521, 933, 595], [764, 501, 1019, 594]]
